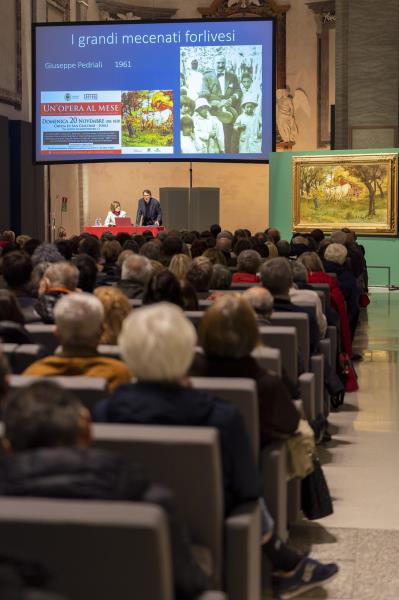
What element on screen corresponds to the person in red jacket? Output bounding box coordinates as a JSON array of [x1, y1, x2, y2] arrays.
[[232, 249, 261, 284], [298, 251, 352, 358]]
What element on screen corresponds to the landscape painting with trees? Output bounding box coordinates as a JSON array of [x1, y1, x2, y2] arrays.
[[292, 154, 398, 236], [121, 90, 173, 150]]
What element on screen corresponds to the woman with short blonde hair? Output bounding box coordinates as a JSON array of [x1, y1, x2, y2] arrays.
[[104, 200, 127, 227], [94, 286, 132, 345]]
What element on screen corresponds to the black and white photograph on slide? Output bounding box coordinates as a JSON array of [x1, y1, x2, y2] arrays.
[[180, 45, 262, 155]]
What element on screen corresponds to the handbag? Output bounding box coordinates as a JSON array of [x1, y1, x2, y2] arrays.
[[285, 419, 315, 480], [339, 352, 359, 394], [301, 454, 333, 520]]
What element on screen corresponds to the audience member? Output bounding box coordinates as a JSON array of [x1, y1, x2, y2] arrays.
[[31, 243, 63, 267], [122, 239, 140, 254], [298, 251, 352, 356], [210, 224, 221, 238], [73, 254, 98, 293], [180, 279, 199, 311], [24, 293, 131, 391], [23, 238, 41, 257], [323, 243, 359, 338], [169, 254, 192, 281], [290, 261, 327, 338], [232, 250, 261, 283], [143, 270, 184, 307], [2, 252, 35, 309], [260, 258, 320, 353], [160, 236, 183, 266], [190, 239, 207, 259], [94, 302, 337, 596], [265, 242, 278, 259], [35, 262, 79, 324], [243, 287, 274, 325], [0, 381, 211, 599], [233, 237, 252, 256], [290, 235, 309, 257], [265, 228, 281, 245], [94, 287, 132, 345], [139, 241, 161, 262], [55, 240, 73, 261], [276, 240, 291, 258], [215, 236, 236, 266], [192, 294, 299, 444], [117, 254, 153, 299], [186, 257, 213, 298], [209, 264, 232, 290], [202, 248, 227, 266]]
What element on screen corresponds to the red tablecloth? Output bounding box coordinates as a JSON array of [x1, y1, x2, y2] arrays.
[[83, 226, 165, 237]]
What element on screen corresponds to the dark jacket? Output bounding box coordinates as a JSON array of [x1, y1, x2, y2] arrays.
[[34, 290, 70, 324], [273, 296, 320, 355], [93, 382, 261, 515], [0, 447, 210, 600], [136, 197, 162, 226], [190, 355, 300, 447], [323, 260, 359, 333], [116, 279, 145, 299]]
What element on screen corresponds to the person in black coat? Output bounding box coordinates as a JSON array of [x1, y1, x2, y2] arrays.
[[259, 257, 320, 354], [0, 381, 211, 600], [135, 189, 162, 226], [93, 301, 261, 515], [323, 243, 359, 337]]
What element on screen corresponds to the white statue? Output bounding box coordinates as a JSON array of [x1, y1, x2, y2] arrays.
[[276, 86, 310, 144]]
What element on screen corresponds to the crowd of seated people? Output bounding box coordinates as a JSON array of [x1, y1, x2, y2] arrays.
[[0, 223, 369, 599]]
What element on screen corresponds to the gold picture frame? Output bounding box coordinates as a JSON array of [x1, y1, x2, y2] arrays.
[[292, 153, 398, 236]]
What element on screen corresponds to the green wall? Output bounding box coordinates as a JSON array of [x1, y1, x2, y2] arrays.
[[269, 148, 399, 286]]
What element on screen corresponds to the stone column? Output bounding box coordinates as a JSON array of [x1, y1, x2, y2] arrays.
[[335, 0, 399, 149]]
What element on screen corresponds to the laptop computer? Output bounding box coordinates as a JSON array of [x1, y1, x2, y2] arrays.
[[115, 217, 132, 226]]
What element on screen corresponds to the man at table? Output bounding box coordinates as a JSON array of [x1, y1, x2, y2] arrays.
[[136, 189, 162, 226]]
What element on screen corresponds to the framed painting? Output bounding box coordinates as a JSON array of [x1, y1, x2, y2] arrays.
[[292, 153, 398, 236]]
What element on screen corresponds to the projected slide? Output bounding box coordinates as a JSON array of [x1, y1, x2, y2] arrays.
[[34, 19, 274, 163]]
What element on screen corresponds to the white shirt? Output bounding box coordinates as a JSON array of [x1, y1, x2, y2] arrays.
[[104, 210, 127, 227]]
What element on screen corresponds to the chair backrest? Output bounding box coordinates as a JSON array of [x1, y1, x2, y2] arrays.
[[230, 282, 261, 290], [309, 283, 330, 310], [93, 424, 224, 586], [190, 377, 259, 461], [270, 312, 310, 371], [259, 326, 298, 382], [198, 299, 213, 309], [251, 345, 282, 377], [0, 498, 174, 600], [2, 343, 48, 374], [184, 311, 205, 328], [9, 375, 107, 412], [128, 298, 143, 307], [25, 323, 58, 353], [97, 344, 121, 359]]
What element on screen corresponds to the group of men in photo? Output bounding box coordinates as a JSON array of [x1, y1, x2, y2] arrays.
[[180, 54, 262, 155]]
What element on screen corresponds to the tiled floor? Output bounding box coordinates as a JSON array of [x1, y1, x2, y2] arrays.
[[290, 289, 399, 599]]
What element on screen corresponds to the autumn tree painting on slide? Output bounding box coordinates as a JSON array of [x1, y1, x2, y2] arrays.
[[121, 90, 173, 149], [292, 154, 398, 236]]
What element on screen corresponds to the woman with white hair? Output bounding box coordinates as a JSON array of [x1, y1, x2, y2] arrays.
[[323, 243, 359, 337], [93, 301, 260, 516]]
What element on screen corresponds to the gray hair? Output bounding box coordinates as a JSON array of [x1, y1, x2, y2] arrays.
[[237, 250, 261, 274], [121, 254, 153, 284], [43, 262, 79, 290], [324, 242, 348, 265], [291, 260, 308, 283], [260, 257, 293, 295], [209, 264, 232, 290], [330, 230, 347, 245], [118, 302, 196, 381], [31, 243, 63, 267], [243, 287, 274, 316], [186, 256, 213, 292], [54, 292, 104, 347]]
